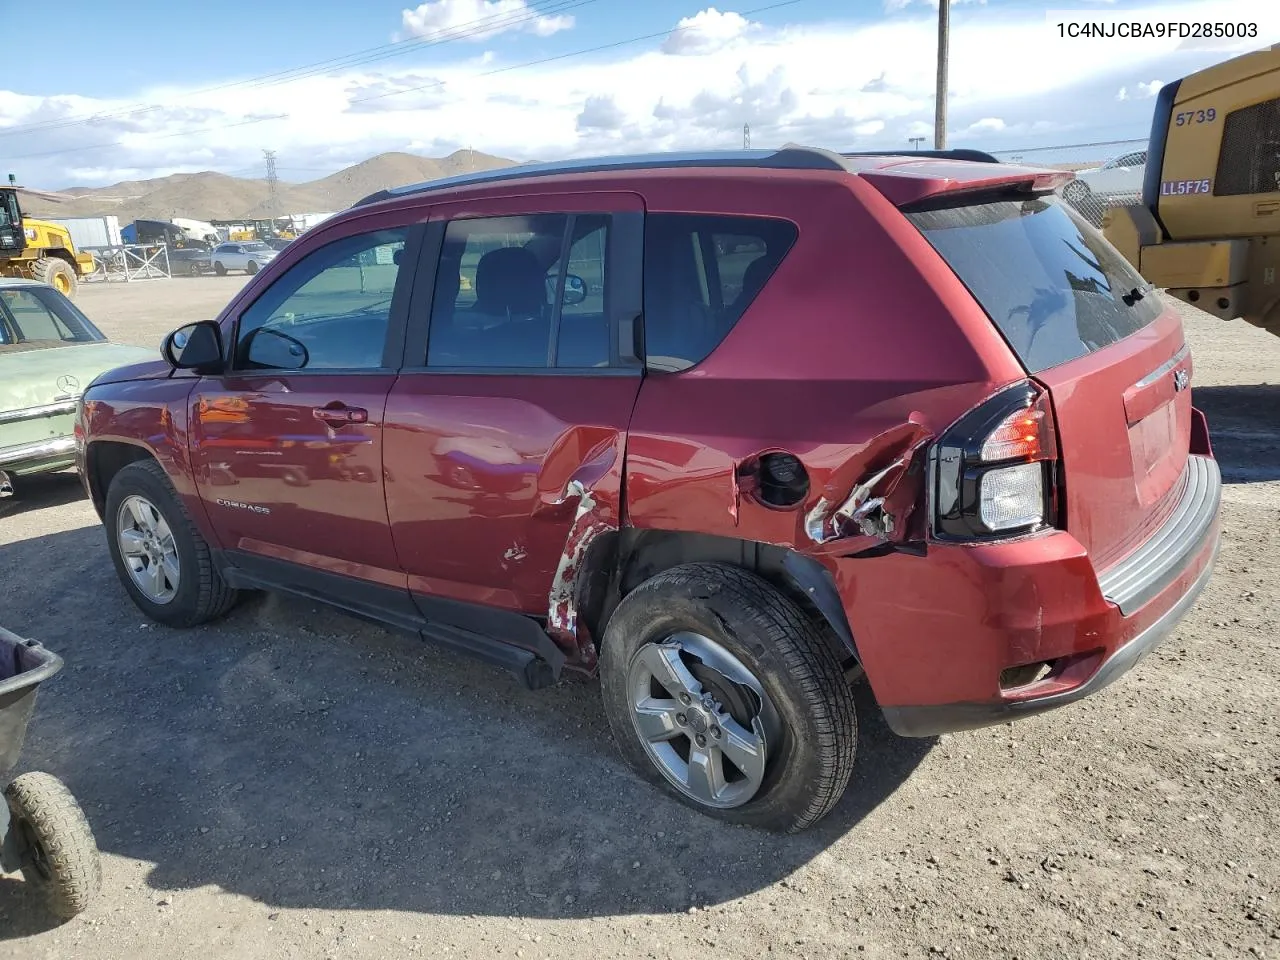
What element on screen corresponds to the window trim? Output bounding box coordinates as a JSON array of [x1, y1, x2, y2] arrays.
[[401, 208, 644, 377], [222, 222, 425, 377]]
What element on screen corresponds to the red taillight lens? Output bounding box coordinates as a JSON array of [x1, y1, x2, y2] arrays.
[[979, 391, 1057, 463]]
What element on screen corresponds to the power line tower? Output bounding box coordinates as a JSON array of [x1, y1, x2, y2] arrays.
[[263, 149, 279, 218], [743, 123, 751, 149]]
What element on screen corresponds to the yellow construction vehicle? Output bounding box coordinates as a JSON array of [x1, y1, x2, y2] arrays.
[[0, 179, 96, 298], [1104, 45, 1280, 337]]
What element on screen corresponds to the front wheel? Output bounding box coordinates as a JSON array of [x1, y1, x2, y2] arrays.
[[4, 772, 101, 920], [104, 459, 240, 627], [246, 261, 259, 276], [599, 562, 857, 833], [214, 261, 227, 276]]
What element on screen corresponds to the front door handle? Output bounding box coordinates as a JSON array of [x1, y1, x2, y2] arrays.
[[313, 403, 368, 426]]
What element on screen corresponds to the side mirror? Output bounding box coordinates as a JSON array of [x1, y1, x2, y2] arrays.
[[161, 320, 224, 373], [243, 327, 309, 371], [545, 273, 588, 306]]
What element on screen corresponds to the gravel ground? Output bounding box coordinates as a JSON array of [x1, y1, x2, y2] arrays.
[[1, 276, 1277, 959]]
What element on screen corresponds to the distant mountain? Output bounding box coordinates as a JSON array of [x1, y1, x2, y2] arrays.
[[19, 149, 516, 225]]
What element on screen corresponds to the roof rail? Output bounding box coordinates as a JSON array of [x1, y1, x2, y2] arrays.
[[352, 145, 853, 207], [841, 148, 1001, 164]]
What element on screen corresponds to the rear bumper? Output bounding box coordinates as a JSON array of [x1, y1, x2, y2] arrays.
[[837, 454, 1222, 737]]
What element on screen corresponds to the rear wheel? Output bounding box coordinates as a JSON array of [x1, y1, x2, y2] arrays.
[[104, 459, 240, 627], [214, 261, 227, 276], [599, 562, 857, 833], [31, 257, 77, 298], [246, 261, 259, 276], [4, 772, 101, 920]]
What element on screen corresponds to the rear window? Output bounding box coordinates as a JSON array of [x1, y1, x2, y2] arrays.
[[907, 195, 1163, 373]]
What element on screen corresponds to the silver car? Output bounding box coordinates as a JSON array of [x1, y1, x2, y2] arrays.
[[209, 241, 279, 276]]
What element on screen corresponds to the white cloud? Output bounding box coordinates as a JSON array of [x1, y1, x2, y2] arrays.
[[662, 8, 755, 55], [1137, 79, 1164, 97], [964, 117, 1005, 135], [1116, 86, 1129, 101], [5, 0, 1279, 188], [399, 0, 573, 43]]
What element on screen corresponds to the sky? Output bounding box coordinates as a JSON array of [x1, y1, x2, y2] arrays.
[[2, 0, 1277, 189]]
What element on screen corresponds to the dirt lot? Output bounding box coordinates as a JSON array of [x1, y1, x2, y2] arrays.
[[1, 275, 1277, 959]]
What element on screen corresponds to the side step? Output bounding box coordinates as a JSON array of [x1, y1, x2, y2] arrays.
[[422, 621, 558, 690], [217, 554, 564, 692]]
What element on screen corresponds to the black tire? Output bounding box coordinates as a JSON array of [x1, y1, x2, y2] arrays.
[[214, 261, 227, 276], [187, 261, 202, 277], [104, 458, 240, 627], [31, 257, 78, 299], [246, 260, 259, 276], [599, 562, 857, 833], [5, 772, 101, 920]]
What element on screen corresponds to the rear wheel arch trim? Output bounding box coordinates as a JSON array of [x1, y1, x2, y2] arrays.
[[584, 528, 862, 669]]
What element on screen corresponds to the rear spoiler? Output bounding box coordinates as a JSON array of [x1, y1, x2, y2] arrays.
[[842, 149, 1001, 164]]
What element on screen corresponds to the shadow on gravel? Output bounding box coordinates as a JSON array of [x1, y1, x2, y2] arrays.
[[0, 472, 87, 519], [0, 525, 933, 936], [1194, 384, 1280, 483]]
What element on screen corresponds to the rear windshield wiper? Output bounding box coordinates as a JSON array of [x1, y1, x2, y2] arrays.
[[1121, 286, 1146, 307]]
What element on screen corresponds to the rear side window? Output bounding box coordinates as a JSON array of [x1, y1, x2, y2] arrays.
[[907, 196, 1163, 374], [0, 287, 105, 347], [427, 213, 613, 370], [643, 213, 797, 372]]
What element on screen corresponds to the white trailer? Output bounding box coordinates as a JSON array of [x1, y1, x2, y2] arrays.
[[41, 215, 121, 251]]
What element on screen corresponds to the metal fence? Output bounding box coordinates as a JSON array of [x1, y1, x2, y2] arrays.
[[986, 138, 1149, 226]]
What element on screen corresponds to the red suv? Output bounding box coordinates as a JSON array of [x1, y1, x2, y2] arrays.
[[75, 147, 1222, 833]]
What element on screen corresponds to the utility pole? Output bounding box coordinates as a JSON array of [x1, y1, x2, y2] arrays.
[[743, 123, 751, 149], [263, 149, 279, 219], [909, 136, 925, 151], [935, 0, 949, 149]]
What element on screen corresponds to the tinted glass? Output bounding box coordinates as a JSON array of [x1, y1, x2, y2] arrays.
[[426, 213, 610, 370], [642, 213, 797, 372], [235, 227, 410, 371], [0, 286, 105, 347], [551, 216, 610, 368], [907, 195, 1163, 374]]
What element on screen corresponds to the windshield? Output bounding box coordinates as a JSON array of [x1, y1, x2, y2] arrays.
[[906, 194, 1163, 374], [0, 285, 107, 349]]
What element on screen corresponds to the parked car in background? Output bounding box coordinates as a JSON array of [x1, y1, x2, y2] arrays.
[[210, 241, 278, 276], [0, 279, 154, 494], [76, 146, 1220, 833], [264, 238, 293, 252], [169, 247, 213, 277], [1065, 149, 1148, 204]]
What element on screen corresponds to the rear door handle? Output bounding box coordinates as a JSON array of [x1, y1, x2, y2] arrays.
[[313, 403, 368, 425]]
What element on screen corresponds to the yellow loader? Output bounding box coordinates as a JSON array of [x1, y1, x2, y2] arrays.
[[0, 182, 96, 299]]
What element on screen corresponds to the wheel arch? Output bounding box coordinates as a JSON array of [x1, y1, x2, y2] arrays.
[[577, 528, 862, 672], [83, 440, 157, 520]]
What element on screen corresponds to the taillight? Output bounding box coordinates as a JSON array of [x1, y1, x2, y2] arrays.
[[930, 380, 1061, 541]]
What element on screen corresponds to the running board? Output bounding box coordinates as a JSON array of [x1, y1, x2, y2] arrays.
[[216, 551, 564, 691]]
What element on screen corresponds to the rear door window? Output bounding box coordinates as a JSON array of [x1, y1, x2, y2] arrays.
[[642, 214, 797, 372], [906, 195, 1163, 374]]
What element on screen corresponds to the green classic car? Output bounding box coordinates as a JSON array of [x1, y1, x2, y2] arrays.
[[0, 279, 155, 495]]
